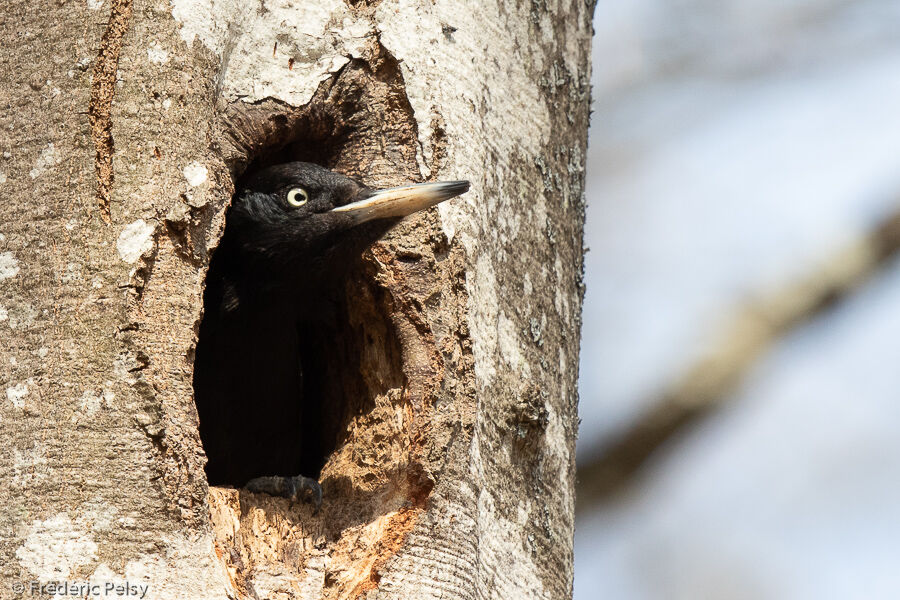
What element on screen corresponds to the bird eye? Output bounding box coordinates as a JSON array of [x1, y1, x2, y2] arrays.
[[286, 188, 309, 207]]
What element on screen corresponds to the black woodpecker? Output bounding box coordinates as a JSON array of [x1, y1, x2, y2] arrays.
[[193, 161, 469, 510]]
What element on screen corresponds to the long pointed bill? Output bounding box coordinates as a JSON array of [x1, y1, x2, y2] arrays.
[[330, 180, 470, 225]]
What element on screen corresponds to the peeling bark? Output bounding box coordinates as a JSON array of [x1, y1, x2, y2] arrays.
[[0, 0, 591, 598]]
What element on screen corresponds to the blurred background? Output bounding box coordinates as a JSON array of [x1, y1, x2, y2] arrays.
[[575, 1, 900, 598]]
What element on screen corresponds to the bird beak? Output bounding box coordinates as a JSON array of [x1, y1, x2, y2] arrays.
[[330, 180, 470, 225]]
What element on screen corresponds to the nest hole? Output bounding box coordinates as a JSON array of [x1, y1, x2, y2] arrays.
[[196, 120, 405, 488]]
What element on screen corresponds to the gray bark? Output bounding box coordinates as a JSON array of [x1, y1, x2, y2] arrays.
[[0, 0, 591, 598]]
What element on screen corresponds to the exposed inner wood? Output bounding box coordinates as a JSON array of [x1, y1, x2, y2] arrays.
[[89, 0, 133, 223]]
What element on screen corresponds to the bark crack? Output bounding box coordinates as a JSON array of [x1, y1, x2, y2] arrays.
[[89, 0, 133, 223]]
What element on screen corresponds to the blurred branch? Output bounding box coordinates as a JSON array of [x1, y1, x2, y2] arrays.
[[578, 208, 900, 509]]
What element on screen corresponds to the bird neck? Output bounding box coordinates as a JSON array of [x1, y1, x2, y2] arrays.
[[204, 217, 398, 320]]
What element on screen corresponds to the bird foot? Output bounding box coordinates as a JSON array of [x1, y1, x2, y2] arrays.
[[245, 474, 323, 513]]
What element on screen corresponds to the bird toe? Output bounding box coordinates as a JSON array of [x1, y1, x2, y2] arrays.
[[287, 475, 323, 513], [244, 474, 322, 513]]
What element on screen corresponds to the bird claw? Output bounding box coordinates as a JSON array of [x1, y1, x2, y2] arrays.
[[245, 474, 323, 513]]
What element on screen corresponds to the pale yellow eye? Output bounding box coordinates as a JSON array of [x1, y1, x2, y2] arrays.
[[286, 188, 309, 207]]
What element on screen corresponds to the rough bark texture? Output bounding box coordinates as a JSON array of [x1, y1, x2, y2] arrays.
[[0, 0, 591, 598]]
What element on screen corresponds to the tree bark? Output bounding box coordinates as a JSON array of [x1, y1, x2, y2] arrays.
[[0, 1, 591, 598]]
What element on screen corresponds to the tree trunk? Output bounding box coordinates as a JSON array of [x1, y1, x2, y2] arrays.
[[0, 1, 591, 598]]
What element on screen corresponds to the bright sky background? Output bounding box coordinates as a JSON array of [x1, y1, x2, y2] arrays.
[[577, 1, 900, 597]]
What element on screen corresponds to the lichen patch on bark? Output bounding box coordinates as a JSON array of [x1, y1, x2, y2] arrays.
[[170, 0, 368, 107], [16, 514, 99, 581]]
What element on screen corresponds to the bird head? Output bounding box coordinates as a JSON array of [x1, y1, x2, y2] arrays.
[[221, 161, 468, 282]]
